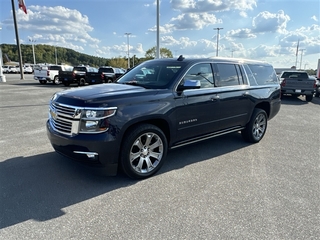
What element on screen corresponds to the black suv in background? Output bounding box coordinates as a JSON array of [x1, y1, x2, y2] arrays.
[[47, 56, 281, 179], [85, 66, 125, 84]]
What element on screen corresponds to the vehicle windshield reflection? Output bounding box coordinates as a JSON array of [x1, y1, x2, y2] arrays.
[[117, 61, 185, 89]]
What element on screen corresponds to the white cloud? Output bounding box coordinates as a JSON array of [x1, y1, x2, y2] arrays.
[[2, 5, 100, 52], [252, 10, 290, 34], [249, 44, 279, 58], [226, 29, 257, 39], [170, 12, 221, 30], [311, 15, 318, 22], [170, 0, 257, 12]]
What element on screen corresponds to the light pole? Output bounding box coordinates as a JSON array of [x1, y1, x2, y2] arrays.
[[0, 26, 7, 82], [55, 46, 57, 65], [29, 38, 36, 65], [214, 27, 223, 57], [231, 49, 235, 58], [299, 49, 305, 70], [125, 33, 131, 69]]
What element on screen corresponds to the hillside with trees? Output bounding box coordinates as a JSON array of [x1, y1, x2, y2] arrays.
[[0, 44, 174, 69]]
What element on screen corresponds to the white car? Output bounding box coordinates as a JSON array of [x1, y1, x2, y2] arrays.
[[24, 65, 33, 74], [7, 66, 18, 74]]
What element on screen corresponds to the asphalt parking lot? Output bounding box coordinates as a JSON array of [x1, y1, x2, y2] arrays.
[[0, 74, 319, 239]]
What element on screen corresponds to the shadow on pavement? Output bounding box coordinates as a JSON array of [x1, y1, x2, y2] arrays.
[[0, 132, 248, 229]]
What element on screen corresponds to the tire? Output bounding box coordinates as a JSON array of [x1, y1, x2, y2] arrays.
[[305, 95, 313, 102], [63, 82, 70, 87], [315, 91, 320, 98], [39, 80, 47, 84], [241, 108, 267, 143], [53, 76, 60, 85], [120, 124, 168, 179], [107, 78, 113, 83], [78, 78, 85, 86]]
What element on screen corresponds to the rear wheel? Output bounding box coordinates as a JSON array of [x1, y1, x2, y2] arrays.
[[39, 80, 47, 84], [305, 95, 313, 102], [242, 108, 267, 143], [120, 124, 168, 179], [63, 82, 70, 87]]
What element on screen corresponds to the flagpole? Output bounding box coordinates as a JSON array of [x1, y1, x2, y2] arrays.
[[11, 0, 24, 80]]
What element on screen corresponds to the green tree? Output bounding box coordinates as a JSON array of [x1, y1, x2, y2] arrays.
[[109, 57, 128, 69], [145, 46, 173, 59]]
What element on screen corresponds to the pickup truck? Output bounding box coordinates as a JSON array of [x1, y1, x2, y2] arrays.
[[34, 65, 73, 85], [86, 66, 125, 85], [47, 56, 281, 179], [279, 71, 316, 101], [59, 66, 98, 86]]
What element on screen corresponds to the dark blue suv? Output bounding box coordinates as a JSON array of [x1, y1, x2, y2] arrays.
[[47, 56, 281, 179]]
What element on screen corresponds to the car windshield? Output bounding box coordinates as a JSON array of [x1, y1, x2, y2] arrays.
[[117, 61, 185, 89]]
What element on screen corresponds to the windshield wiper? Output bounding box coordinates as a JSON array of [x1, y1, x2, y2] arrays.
[[121, 81, 149, 88]]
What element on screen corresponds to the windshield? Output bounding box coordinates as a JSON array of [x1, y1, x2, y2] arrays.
[[117, 61, 185, 89]]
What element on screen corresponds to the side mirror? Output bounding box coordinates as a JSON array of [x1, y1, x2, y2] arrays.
[[177, 79, 201, 91]]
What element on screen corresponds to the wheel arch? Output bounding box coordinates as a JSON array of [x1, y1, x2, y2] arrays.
[[254, 101, 270, 118], [120, 118, 171, 148]]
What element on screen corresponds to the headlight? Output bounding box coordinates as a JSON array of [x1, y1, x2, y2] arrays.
[[79, 107, 117, 133]]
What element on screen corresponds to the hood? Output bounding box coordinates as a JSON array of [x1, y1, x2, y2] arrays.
[[54, 83, 159, 107]]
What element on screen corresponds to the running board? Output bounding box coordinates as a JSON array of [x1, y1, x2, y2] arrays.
[[170, 127, 244, 149]]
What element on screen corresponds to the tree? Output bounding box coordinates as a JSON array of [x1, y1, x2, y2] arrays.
[[145, 46, 173, 59]]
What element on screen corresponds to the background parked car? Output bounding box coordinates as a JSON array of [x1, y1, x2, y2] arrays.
[[7, 66, 18, 74], [24, 65, 33, 74]]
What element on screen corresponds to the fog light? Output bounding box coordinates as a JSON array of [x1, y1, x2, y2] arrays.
[[86, 121, 98, 128]]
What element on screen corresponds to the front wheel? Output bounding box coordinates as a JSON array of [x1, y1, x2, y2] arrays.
[[120, 124, 168, 179], [53, 76, 60, 85], [242, 108, 267, 143]]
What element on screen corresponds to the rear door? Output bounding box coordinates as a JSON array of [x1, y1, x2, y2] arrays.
[[213, 63, 252, 130]]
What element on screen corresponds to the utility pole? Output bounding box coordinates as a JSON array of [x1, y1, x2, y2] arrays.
[[55, 46, 57, 65], [231, 49, 235, 58], [0, 26, 6, 82], [29, 38, 36, 65], [299, 49, 305, 70], [125, 33, 131, 69], [214, 27, 223, 57]]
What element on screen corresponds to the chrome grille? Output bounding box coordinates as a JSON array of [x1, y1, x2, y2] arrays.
[[49, 102, 81, 136]]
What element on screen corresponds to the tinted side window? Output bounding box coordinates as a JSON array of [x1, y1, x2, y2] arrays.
[[49, 66, 61, 71], [248, 64, 278, 85], [215, 64, 240, 87], [243, 65, 258, 86], [184, 63, 214, 88]]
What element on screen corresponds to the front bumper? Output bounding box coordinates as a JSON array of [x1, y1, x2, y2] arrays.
[[46, 120, 120, 176]]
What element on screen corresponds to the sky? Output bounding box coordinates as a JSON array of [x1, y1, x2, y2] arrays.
[[0, 0, 320, 69]]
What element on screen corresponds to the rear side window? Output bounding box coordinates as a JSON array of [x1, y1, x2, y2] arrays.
[[49, 66, 61, 71], [99, 68, 114, 73], [73, 67, 87, 72], [247, 64, 278, 85], [215, 63, 241, 87]]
